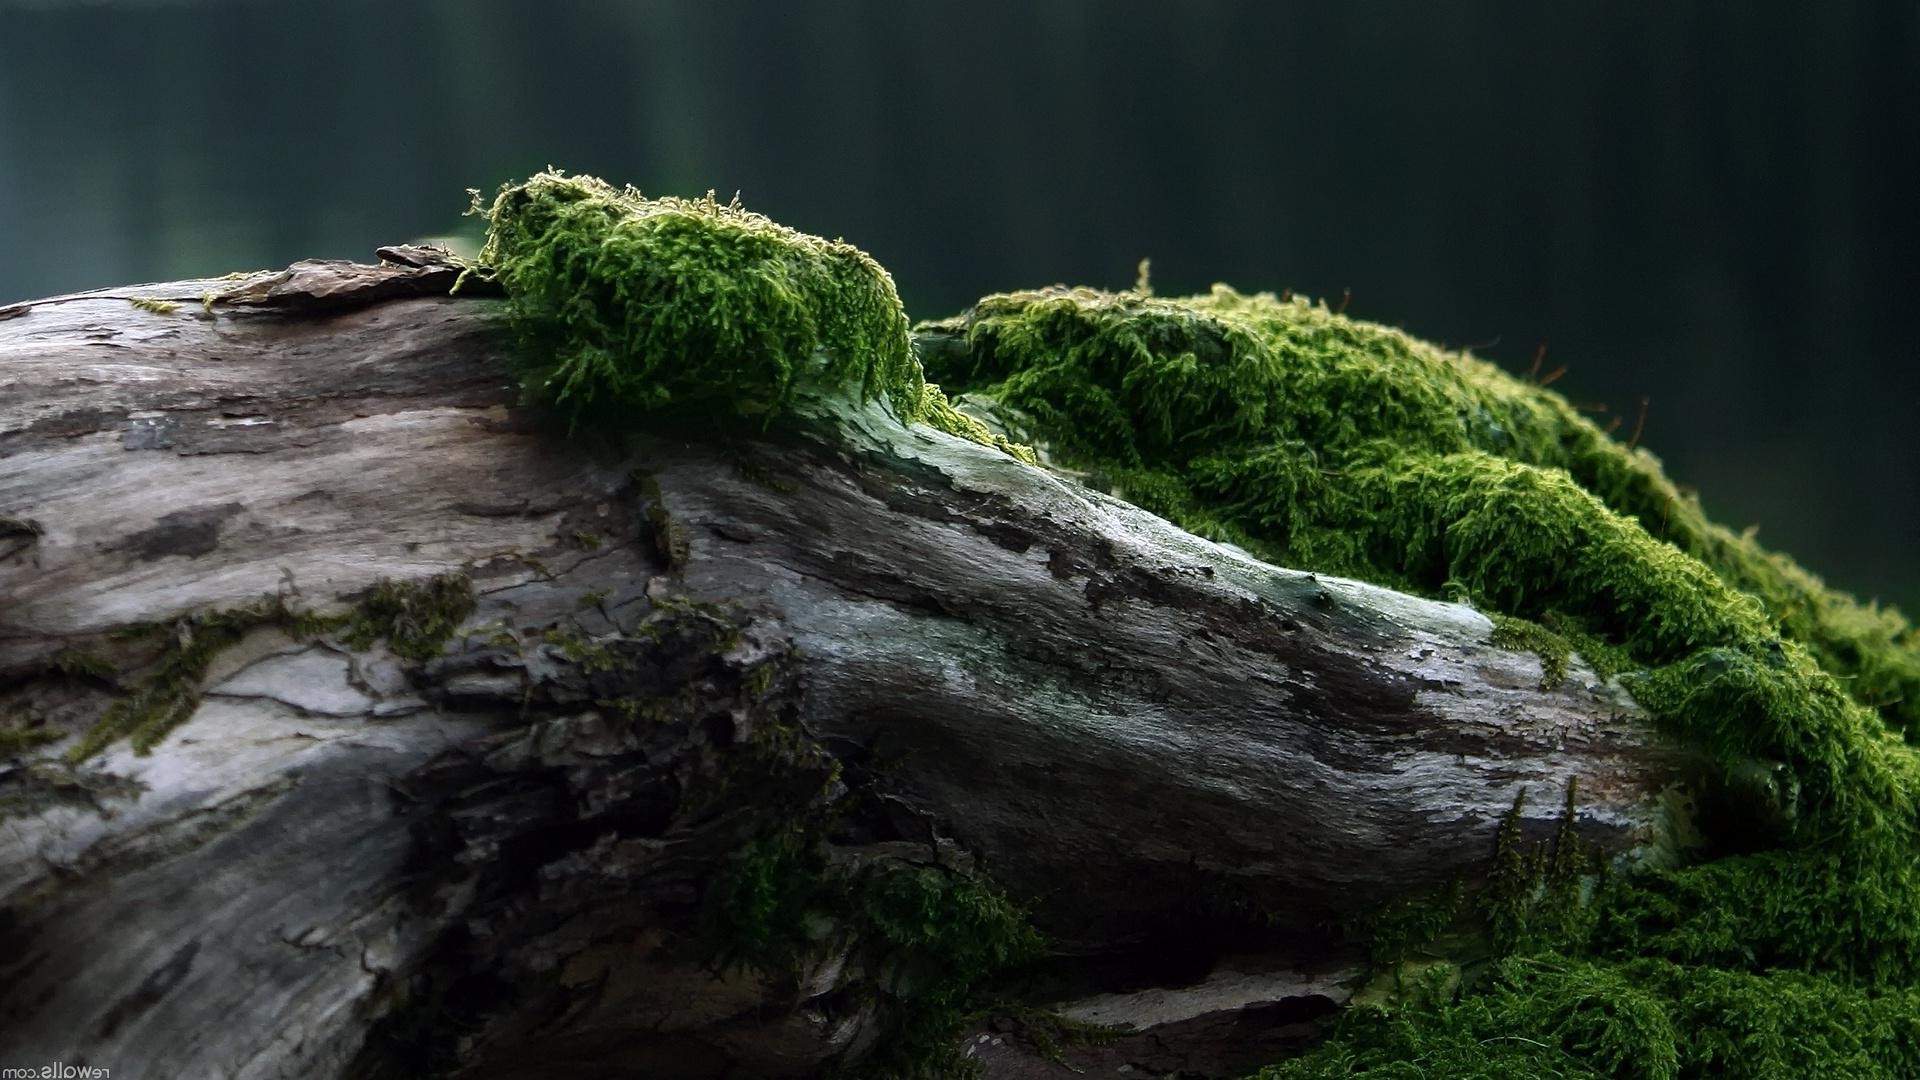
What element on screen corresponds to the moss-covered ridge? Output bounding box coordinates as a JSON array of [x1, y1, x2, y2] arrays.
[[921, 284, 1920, 740], [475, 170, 1031, 460], [917, 285, 1920, 1075]]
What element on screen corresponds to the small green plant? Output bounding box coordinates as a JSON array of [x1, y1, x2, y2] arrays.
[[342, 573, 476, 662], [708, 829, 1045, 1078]]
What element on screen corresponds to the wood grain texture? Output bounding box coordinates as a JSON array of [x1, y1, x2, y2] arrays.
[[0, 259, 1690, 1077]]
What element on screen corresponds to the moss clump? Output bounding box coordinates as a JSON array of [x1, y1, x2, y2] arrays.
[[474, 170, 1035, 464], [541, 626, 619, 673], [1488, 614, 1574, 690], [918, 285, 1920, 1074], [67, 596, 310, 760], [341, 573, 476, 663], [127, 296, 179, 315], [709, 828, 1045, 1078], [476, 170, 918, 428]]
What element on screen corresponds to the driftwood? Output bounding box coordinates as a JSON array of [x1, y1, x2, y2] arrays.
[[0, 255, 1688, 1078]]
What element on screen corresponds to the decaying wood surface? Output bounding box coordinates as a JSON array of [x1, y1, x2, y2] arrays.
[[0, 254, 1691, 1078]]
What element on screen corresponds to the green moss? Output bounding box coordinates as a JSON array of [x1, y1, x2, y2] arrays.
[[709, 828, 1045, 1078], [995, 1006, 1128, 1068], [475, 170, 1032, 466], [128, 296, 179, 315], [571, 528, 602, 551], [541, 626, 619, 673], [0, 724, 60, 757], [58, 575, 474, 761], [1261, 955, 1920, 1080], [341, 573, 476, 663], [633, 469, 690, 574], [1350, 879, 1466, 973], [1482, 783, 1597, 957], [52, 649, 114, 681], [917, 285, 1920, 1074], [920, 284, 1920, 729], [1488, 614, 1574, 690], [476, 170, 920, 428], [67, 596, 307, 760]]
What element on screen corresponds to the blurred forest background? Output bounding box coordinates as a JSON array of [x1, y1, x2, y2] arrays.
[[1, 0, 1915, 609]]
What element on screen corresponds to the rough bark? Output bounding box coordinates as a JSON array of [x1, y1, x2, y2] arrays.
[[0, 255, 1690, 1078]]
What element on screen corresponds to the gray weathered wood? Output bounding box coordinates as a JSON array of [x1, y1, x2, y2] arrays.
[[0, 258, 1688, 1077]]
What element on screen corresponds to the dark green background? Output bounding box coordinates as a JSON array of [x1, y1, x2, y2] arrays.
[[2, 1, 1914, 609]]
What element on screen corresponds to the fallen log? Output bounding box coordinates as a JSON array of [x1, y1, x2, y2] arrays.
[[0, 250, 1690, 1077]]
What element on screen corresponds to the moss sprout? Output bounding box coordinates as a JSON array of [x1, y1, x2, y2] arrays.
[[127, 296, 180, 315]]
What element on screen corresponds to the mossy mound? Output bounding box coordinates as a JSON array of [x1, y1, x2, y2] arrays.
[[475, 170, 1032, 460], [917, 284, 1920, 1076], [920, 284, 1920, 738], [478, 169, 919, 424]]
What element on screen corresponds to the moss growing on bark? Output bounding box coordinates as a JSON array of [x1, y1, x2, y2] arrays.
[[64, 574, 476, 760], [476, 170, 919, 424], [710, 828, 1045, 1078], [474, 170, 1035, 462], [340, 573, 476, 663], [66, 596, 318, 761], [917, 285, 1920, 1076]]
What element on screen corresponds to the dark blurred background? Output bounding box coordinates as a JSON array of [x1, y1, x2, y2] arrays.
[[2, 1, 1915, 609]]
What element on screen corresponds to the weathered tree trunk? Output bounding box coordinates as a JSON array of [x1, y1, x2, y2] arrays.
[[0, 255, 1688, 1078]]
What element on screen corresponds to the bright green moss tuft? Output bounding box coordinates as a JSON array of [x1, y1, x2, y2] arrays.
[[477, 170, 913, 428], [1489, 614, 1574, 690], [476, 170, 1033, 463], [341, 573, 476, 663]]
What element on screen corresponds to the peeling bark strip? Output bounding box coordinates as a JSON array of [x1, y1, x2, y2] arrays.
[[0, 258, 1687, 1077]]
